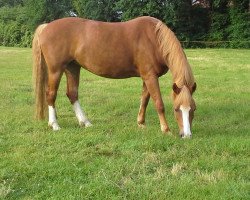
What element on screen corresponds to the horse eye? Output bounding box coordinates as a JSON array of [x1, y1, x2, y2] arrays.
[[175, 108, 180, 112]]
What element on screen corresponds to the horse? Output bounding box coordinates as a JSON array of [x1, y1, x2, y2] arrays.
[[32, 16, 196, 138]]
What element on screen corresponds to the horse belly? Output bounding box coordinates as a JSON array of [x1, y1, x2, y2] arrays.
[[77, 44, 139, 78], [83, 61, 139, 79]]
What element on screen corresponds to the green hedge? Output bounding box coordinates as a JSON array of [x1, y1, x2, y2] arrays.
[[0, 22, 32, 47]]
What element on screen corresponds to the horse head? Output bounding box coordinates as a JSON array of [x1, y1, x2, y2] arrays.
[[172, 82, 196, 138]]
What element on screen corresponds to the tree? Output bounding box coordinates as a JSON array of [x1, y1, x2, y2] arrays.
[[227, 0, 250, 47], [73, 0, 119, 22], [190, 4, 210, 41], [116, 0, 166, 21], [208, 0, 230, 41], [0, 0, 23, 7], [0, 0, 73, 46], [0, 2, 30, 46], [163, 0, 193, 41], [23, 0, 73, 30]]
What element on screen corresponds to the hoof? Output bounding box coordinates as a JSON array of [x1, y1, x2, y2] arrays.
[[48, 122, 61, 131], [79, 121, 85, 127], [138, 123, 146, 129], [79, 120, 93, 127], [85, 121, 93, 127], [161, 125, 170, 133], [162, 131, 173, 137]]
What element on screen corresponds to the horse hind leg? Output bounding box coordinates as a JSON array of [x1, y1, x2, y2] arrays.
[[137, 82, 150, 128], [65, 62, 92, 127], [47, 70, 63, 131]]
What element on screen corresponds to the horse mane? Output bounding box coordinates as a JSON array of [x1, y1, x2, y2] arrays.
[[155, 21, 194, 88]]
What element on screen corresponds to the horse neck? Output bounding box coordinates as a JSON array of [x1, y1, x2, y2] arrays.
[[166, 48, 194, 88]]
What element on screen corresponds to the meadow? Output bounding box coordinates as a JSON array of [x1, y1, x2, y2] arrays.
[[0, 47, 249, 199]]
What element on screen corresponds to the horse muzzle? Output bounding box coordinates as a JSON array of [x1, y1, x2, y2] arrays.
[[180, 130, 192, 139]]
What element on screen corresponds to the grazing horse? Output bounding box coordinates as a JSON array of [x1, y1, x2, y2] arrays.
[[32, 16, 196, 138]]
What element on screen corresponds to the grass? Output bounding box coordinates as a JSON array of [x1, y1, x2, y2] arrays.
[[0, 47, 249, 199]]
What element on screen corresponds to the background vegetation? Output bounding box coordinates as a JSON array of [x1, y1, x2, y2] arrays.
[[0, 47, 249, 199], [0, 0, 249, 48]]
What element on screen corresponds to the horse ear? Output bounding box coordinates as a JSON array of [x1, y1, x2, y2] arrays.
[[192, 82, 197, 93], [172, 83, 181, 94]]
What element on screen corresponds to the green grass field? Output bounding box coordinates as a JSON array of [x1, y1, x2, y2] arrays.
[[0, 47, 249, 199]]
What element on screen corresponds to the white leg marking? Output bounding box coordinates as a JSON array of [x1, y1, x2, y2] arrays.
[[180, 105, 191, 138], [48, 106, 60, 131], [73, 101, 92, 127]]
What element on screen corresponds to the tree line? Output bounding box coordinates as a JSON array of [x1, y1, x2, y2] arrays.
[[0, 0, 249, 48]]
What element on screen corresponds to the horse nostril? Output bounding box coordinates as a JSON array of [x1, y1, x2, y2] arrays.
[[180, 133, 192, 139]]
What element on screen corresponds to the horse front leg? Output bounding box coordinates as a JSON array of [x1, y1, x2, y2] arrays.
[[137, 82, 150, 128], [65, 63, 92, 127], [143, 74, 170, 133]]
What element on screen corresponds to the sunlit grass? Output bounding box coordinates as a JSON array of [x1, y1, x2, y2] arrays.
[[0, 47, 249, 199]]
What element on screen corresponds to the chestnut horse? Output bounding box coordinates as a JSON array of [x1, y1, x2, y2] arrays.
[[32, 16, 196, 138]]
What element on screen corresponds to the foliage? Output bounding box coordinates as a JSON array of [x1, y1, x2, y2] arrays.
[[116, 0, 166, 21], [207, 0, 250, 48], [73, 0, 119, 22], [190, 5, 210, 40], [0, 0, 249, 48], [227, 0, 250, 48], [0, 4, 31, 47], [0, 0, 23, 7], [23, 0, 73, 30]]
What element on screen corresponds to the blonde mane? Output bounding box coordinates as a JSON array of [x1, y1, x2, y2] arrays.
[[173, 86, 193, 108], [155, 21, 194, 88]]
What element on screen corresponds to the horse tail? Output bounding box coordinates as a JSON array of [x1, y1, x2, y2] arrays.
[[32, 23, 48, 120]]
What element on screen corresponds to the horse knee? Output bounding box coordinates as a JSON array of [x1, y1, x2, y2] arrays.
[[66, 91, 78, 104], [156, 101, 165, 113]]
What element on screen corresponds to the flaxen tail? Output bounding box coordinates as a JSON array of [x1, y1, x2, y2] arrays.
[[32, 24, 48, 120]]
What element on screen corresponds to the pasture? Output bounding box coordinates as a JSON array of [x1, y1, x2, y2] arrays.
[[0, 47, 249, 199]]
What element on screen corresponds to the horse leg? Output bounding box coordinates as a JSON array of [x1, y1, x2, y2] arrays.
[[143, 75, 170, 133], [65, 63, 92, 127], [47, 70, 63, 131], [137, 82, 150, 128]]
